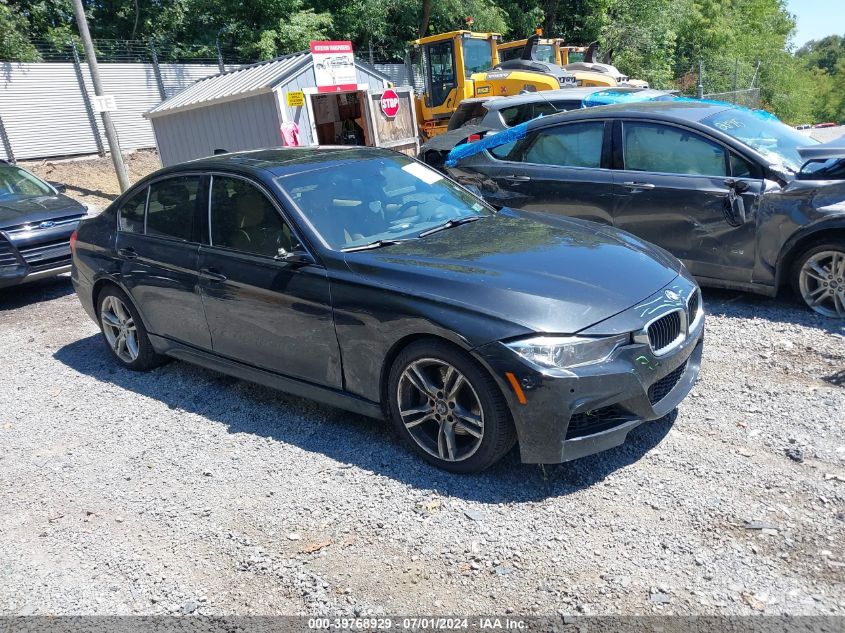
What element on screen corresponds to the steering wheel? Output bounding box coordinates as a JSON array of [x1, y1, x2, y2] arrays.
[[423, 204, 457, 223], [385, 199, 421, 223]]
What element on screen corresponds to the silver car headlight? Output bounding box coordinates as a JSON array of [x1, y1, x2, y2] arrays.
[[506, 334, 630, 370]]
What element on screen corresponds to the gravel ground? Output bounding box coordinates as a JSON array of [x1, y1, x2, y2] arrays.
[[20, 150, 162, 212], [0, 276, 843, 617]]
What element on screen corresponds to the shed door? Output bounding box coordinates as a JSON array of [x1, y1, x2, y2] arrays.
[[367, 88, 420, 156]]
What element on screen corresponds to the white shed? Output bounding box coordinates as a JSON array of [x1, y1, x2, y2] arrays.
[[145, 51, 419, 166]]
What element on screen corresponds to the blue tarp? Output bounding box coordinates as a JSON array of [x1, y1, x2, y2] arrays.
[[445, 121, 532, 167]]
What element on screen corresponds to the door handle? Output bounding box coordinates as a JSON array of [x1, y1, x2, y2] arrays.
[[199, 267, 227, 282], [622, 181, 655, 190], [117, 247, 138, 259], [504, 175, 531, 182]]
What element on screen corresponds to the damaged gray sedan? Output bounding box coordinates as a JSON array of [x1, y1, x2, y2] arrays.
[[446, 101, 845, 317]]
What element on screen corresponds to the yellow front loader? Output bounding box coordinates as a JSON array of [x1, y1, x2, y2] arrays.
[[498, 34, 650, 89], [413, 31, 576, 139]]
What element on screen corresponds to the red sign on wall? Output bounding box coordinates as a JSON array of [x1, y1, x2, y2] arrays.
[[310, 41, 357, 93], [380, 89, 401, 118]]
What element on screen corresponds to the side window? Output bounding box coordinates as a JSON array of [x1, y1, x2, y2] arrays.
[[520, 122, 605, 168], [489, 140, 518, 160], [623, 122, 727, 177], [146, 176, 201, 241], [730, 153, 754, 178], [500, 104, 535, 127], [210, 177, 293, 258], [550, 100, 581, 112], [117, 188, 147, 233]]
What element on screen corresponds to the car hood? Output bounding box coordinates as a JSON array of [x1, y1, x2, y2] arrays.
[[343, 209, 682, 334], [796, 137, 845, 161], [0, 195, 86, 230]]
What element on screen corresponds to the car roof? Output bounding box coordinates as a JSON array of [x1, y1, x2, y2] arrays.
[[480, 87, 615, 110], [524, 98, 738, 130], [168, 146, 400, 178]]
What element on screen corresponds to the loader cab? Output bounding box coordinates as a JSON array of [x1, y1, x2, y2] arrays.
[[560, 46, 587, 65], [414, 31, 499, 124], [498, 39, 558, 64]]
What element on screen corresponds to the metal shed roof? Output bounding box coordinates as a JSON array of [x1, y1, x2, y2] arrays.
[[146, 52, 310, 118], [146, 52, 391, 119]]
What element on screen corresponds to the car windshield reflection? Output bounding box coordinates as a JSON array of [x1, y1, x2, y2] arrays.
[[701, 108, 819, 173], [276, 154, 493, 251], [0, 164, 54, 201]]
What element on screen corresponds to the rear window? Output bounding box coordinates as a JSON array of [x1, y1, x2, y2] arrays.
[[117, 188, 147, 233], [146, 176, 201, 241], [500, 104, 535, 127], [448, 102, 489, 130]]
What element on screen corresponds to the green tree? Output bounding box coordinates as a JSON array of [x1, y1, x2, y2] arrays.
[[0, 0, 40, 60], [600, 0, 678, 87]]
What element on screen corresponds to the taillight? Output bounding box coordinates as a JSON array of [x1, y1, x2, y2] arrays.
[[69, 229, 78, 255], [467, 134, 482, 142]]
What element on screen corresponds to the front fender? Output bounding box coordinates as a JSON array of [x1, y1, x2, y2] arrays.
[[775, 216, 845, 288], [328, 271, 532, 404]]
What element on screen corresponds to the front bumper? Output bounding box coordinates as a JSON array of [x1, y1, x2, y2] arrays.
[[0, 262, 72, 288], [475, 308, 704, 464], [0, 222, 78, 289]]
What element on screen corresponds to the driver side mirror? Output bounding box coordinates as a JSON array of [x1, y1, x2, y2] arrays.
[[275, 247, 315, 266], [49, 181, 67, 193], [723, 178, 749, 193], [722, 182, 747, 227]]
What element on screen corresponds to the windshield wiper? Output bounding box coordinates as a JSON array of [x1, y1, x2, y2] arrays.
[[418, 215, 485, 238], [341, 239, 409, 253]]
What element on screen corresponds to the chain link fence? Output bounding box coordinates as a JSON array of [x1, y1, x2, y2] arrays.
[[12, 39, 252, 65], [670, 58, 762, 108]]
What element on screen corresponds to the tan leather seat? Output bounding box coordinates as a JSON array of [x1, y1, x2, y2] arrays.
[[229, 188, 273, 255]]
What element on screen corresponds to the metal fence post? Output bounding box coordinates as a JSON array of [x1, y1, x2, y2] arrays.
[[71, 42, 106, 157], [732, 58, 739, 93], [0, 116, 15, 163], [696, 60, 704, 99], [149, 40, 167, 100], [216, 43, 225, 74]]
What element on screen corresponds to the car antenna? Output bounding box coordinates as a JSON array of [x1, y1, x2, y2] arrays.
[[531, 88, 561, 114]]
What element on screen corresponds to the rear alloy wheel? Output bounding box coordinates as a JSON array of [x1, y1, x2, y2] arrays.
[[793, 243, 845, 318], [388, 340, 516, 473], [98, 286, 165, 370]]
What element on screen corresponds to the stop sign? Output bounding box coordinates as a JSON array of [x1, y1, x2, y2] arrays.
[[380, 89, 401, 118]]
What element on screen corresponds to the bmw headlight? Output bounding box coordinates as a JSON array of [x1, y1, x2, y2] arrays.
[[505, 334, 630, 370]]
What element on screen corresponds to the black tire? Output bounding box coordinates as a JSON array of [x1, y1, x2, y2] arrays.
[[387, 339, 517, 473], [96, 285, 166, 371], [789, 239, 845, 318]]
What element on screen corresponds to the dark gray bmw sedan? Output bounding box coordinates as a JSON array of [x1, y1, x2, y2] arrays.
[[71, 147, 703, 472]]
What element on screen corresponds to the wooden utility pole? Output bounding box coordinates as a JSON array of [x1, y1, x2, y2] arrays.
[[71, 0, 131, 193]]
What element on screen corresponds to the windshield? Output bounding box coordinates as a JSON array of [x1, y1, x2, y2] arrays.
[[463, 38, 493, 76], [701, 108, 819, 173], [276, 154, 493, 250], [533, 44, 555, 63], [0, 164, 53, 201]]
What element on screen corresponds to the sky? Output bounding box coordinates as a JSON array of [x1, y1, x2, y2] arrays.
[[786, 0, 845, 47]]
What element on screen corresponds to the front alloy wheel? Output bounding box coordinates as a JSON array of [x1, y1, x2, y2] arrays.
[[388, 340, 516, 473], [397, 358, 485, 462], [796, 245, 845, 318]]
